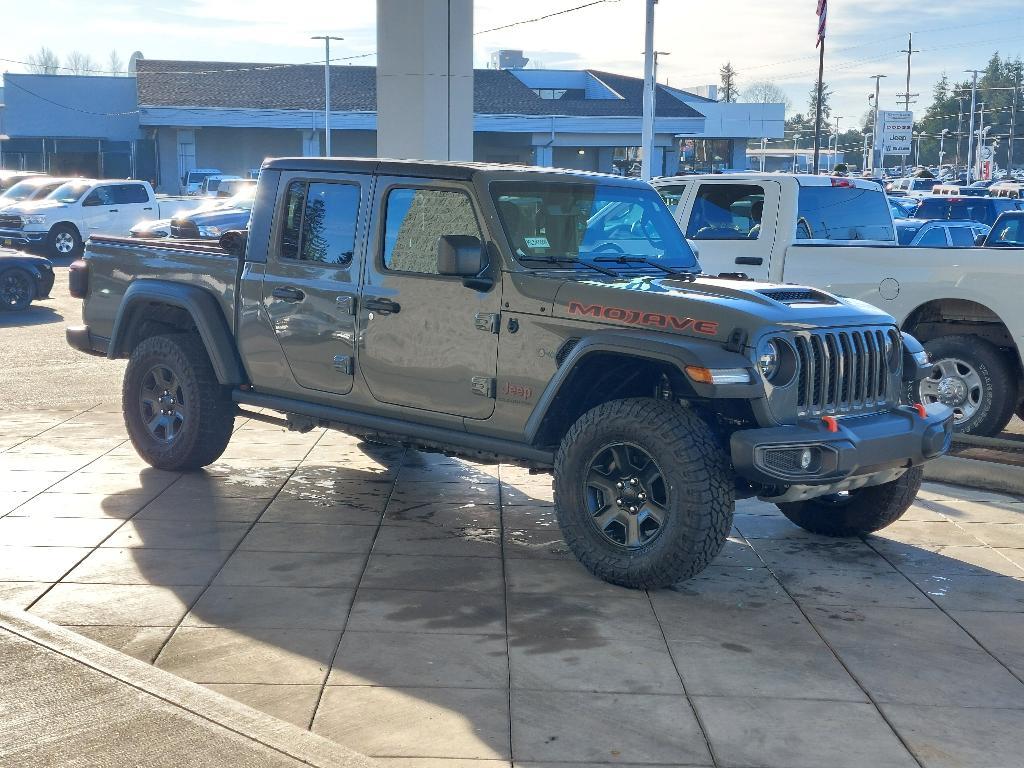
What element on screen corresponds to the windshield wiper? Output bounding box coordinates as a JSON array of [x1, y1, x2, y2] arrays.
[[517, 255, 619, 278], [591, 254, 699, 281]]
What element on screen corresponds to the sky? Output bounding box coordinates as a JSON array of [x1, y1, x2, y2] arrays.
[[2, 0, 1022, 130]]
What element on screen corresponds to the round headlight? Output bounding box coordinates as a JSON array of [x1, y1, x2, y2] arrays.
[[757, 338, 782, 381]]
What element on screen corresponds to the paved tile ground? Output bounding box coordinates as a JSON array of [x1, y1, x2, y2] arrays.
[[3, 406, 1024, 767]]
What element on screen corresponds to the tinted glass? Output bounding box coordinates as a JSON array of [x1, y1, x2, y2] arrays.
[[917, 228, 947, 247], [384, 188, 480, 274], [896, 225, 919, 246], [299, 182, 360, 265], [656, 183, 687, 210], [796, 185, 894, 241], [84, 186, 116, 206], [949, 227, 977, 247], [111, 184, 149, 204], [686, 184, 765, 240], [492, 181, 698, 271], [279, 181, 307, 260], [990, 218, 1024, 246]]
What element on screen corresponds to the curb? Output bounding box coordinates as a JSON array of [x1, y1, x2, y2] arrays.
[[0, 607, 377, 768], [924, 454, 1024, 497]]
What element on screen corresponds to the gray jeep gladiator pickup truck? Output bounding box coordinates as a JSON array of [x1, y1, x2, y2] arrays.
[[66, 158, 953, 588]]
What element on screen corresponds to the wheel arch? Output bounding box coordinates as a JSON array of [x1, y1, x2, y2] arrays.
[[901, 298, 1022, 372], [108, 280, 246, 385], [49, 221, 83, 242]]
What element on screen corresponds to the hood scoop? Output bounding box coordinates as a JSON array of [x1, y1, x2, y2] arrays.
[[757, 287, 838, 306]]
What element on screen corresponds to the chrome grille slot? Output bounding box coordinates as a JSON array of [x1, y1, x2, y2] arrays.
[[789, 327, 900, 417]]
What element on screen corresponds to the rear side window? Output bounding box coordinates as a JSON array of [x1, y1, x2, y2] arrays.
[[796, 185, 894, 241], [656, 184, 687, 211], [278, 180, 360, 266], [383, 188, 481, 274], [111, 184, 149, 204], [917, 228, 947, 247], [686, 184, 765, 240], [949, 227, 977, 248]]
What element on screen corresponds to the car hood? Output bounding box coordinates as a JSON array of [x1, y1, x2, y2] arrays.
[[0, 247, 52, 267], [185, 207, 251, 227], [546, 274, 896, 345], [4, 199, 68, 215]]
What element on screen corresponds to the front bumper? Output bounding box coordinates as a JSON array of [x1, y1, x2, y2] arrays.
[[731, 403, 953, 501], [0, 229, 47, 250]]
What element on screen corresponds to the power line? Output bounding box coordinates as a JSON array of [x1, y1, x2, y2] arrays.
[[475, 0, 615, 35], [2, 78, 140, 116]]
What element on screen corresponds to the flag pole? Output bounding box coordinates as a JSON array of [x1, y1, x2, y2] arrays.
[[812, 38, 825, 175]]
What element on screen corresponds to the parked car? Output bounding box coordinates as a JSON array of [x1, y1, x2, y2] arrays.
[[0, 179, 162, 258], [0, 171, 43, 193], [0, 247, 54, 311], [128, 219, 173, 239], [888, 196, 919, 219], [215, 178, 257, 198], [990, 181, 1023, 199], [182, 168, 222, 196], [895, 219, 990, 247], [67, 157, 950, 589], [200, 174, 243, 197], [0, 176, 70, 211], [981, 211, 1024, 248], [930, 184, 989, 198], [169, 189, 255, 239], [655, 172, 1024, 435], [888, 177, 941, 199], [914, 196, 1023, 227]]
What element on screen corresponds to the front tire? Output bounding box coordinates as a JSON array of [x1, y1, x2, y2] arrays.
[[0, 267, 35, 311], [914, 335, 1017, 437], [553, 398, 734, 589], [47, 224, 82, 259], [123, 334, 235, 470], [776, 467, 923, 537]]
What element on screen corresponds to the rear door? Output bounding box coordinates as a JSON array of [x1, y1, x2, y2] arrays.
[[110, 183, 156, 234], [261, 172, 369, 397], [357, 177, 501, 420]]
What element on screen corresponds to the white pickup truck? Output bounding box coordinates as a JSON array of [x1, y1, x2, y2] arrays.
[[0, 179, 205, 259], [655, 173, 1024, 436]]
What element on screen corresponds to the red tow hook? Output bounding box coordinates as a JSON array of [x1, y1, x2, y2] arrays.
[[821, 416, 839, 433], [913, 403, 928, 419]]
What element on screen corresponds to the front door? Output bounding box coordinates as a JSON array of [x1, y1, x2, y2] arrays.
[[358, 178, 501, 420], [262, 173, 368, 396], [80, 185, 121, 237]]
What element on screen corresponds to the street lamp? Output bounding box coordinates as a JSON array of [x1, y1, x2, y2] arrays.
[[311, 35, 344, 156], [869, 74, 887, 175], [939, 128, 950, 168], [831, 116, 842, 171], [793, 134, 802, 173]]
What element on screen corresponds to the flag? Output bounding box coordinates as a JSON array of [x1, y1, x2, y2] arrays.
[[816, 0, 827, 47]]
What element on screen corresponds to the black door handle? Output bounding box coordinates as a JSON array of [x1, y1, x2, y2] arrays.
[[108, 209, 119, 213], [272, 286, 305, 302], [735, 256, 764, 266], [143, 207, 153, 211], [364, 297, 401, 315]]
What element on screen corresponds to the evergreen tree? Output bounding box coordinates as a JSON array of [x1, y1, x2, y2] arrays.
[[719, 62, 739, 103]]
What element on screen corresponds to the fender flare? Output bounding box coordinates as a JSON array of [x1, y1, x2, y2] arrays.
[[523, 329, 761, 443], [108, 279, 246, 385]]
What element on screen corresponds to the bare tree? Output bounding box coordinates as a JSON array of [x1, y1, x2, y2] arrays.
[[108, 50, 124, 76], [25, 46, 61, 75], [65, 51, 98, 75], [743, 80, 792, 112]]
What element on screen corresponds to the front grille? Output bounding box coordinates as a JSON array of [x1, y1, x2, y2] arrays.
[[793, 328, 901, 416], [0, 214, 22, 230], [762, 448, 803, 473], [170, 219, 199, 239]]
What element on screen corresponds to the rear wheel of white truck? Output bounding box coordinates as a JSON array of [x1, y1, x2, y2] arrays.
[[553, 398, 734, 589], [776, 467, 923, 537], [123, 333, 235, 471]]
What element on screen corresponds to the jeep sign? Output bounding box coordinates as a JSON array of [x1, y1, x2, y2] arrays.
[[874, 110, 914, 155]]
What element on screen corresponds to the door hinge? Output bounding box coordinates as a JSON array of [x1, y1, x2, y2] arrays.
[[470, 376, 496, 398], [333, 355, 353, 375], [474, 312, 500, 334]]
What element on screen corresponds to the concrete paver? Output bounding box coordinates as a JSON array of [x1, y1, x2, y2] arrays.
[[3, 404, 1024, 766]]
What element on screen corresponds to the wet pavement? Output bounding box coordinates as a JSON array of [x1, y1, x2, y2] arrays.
[[3, 406, 1024, 767]]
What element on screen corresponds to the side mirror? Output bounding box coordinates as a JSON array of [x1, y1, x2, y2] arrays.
[[975, 233, 987, 246], [219, 229, 248, 258], [437, 234, 486, 276]]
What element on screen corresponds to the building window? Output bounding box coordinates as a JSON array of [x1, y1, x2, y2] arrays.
[[532, 88, 568, 100], [679, 139, 735, 173]]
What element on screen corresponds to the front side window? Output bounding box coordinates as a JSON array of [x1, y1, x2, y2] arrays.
[[796, 185, 894, 242], [990, 218, 1024, 246], [383, 188, 480, 274], [51, 181, 94, 204], [84, 186, 116, 206], [686, 184, 765, 240], [492, 181, 698, 271], [278, 180, 360, 265]]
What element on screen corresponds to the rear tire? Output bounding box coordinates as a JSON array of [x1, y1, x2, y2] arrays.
[[553, 398, 734, 589], [123, 333, 234, 470], [0, 267, 35, 311], [47, 223, 82, 259], [913, 335, 1016, 437], [776, 467, 923, 537]]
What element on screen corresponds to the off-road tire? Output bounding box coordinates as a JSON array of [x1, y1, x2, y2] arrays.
[[553, 398, 735, 589], [776, 466, 923, 537], [0, 267, 35, 311], [123, 333, 235, 471], [47, 223, 82, 259], [911, 335, 1017, 437]]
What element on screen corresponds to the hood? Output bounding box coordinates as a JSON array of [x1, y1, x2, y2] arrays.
[[549, 274, 895, 345], [0, 247, 52, 267], [4, 199, 68, 215], [185, 207, 251, 228]]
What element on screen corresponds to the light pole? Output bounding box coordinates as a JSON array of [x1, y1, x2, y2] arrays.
[[956, 96, 967, 169], [831, 116, 842, 171], [312, 35, 344, 156], [760, 137, 767, 173], [965, 69, 981, 183], [869, 74, 887, 175], [939, 128, 950, 168], [640, 0, 657, 181], [792, 134, 802, 173]]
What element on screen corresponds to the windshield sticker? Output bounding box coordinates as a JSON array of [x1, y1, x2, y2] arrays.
[[524, 236, 550, 249], [568, 301, 719, 336]]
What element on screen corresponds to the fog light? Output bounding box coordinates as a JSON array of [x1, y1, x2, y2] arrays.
[[799, 448, 813, 470]]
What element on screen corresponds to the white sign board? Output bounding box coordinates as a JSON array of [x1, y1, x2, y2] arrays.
[[874, 110, 914, 155]]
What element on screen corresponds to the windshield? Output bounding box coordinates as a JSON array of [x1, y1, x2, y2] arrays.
[[48, 181, 92, 204], [2, 180, 49, 202], [796, 185, 895, 242], [224, 188, 255, 210], [187, 171, 216, 185], [989, 217, 1024, 247], [491, 181, 698, 272]]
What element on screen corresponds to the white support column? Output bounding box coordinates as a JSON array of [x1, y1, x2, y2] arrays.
[[376, 0, 473, 161]]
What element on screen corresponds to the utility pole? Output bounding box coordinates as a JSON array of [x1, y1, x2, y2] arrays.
[[1010, 71, 1021, 172], [869, 75, 887, 176], [640, 0, 657, 181], [978, 101, 986, 179], [956, 96, 967, 168], [311, 35, 344, 156], [896, 35, 919, 174], [965, 69, 981, 183]]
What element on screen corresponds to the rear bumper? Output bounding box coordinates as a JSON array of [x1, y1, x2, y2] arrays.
[[66, 325, 109, 357], [731, 404, 953, 499]]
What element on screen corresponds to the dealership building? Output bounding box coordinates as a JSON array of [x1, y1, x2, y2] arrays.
[[0, 57, 784, 193]]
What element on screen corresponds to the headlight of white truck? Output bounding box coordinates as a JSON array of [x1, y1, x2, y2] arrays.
[[21, 215, 48, 225]]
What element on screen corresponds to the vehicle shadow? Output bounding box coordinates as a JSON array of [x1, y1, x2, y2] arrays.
[[0, 305, 64, 327], [98, 440, 1024, 762]]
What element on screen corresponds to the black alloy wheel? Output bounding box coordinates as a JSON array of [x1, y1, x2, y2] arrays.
[[0, 268, 34, 311], [583, 442, 669, 549]]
